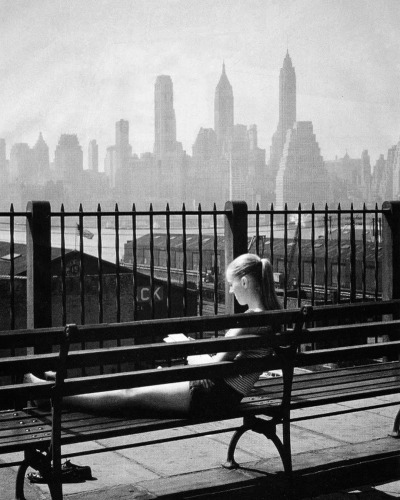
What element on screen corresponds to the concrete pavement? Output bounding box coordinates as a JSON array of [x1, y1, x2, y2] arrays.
[[1, 394, 400, 499]]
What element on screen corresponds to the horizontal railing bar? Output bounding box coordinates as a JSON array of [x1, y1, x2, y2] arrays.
[[50, 210, 230, 217], [248, 209, 386, 215], [0, 212, 30, 217]]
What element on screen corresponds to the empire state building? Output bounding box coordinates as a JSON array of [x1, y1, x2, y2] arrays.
[[269, 52, 296, 177]]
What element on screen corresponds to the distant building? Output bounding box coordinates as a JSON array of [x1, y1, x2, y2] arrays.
[[371, 154, 387, 203], [275, 121, 328, 208], [189, 128, 228, 208], [32, 132, 50, 185], [104, 145, 117, 188], [115, 119, 132, 170], [361, 150, 372, 201], [269, 52, 296, 180], [154, 75, 178, 159], [391, 139, 400, 200], [214, 63, 234, 157], [88, 139, 99, 172], [0, 139, 7, 174], [9, 143, 31, 183], [153, 75, 184, 206], [54, 134, 83, 184]]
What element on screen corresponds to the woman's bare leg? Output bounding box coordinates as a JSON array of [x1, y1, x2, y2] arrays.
[[24, 374, 192, 415]]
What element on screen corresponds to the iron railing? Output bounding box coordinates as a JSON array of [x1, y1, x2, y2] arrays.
[[0, 201, 393, 335]]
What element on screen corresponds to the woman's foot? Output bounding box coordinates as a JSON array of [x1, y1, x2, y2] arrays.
[[23, 373, 50, 410], [23, 373, 45, 384], [44, 371, 56, 381]]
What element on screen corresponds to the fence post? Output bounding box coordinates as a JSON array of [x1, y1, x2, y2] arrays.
[[26, 201, 52, 353], [382, 201, 400, 302], [224, 201, 248, 314]]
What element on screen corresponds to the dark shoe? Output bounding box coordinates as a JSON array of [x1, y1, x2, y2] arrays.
[[62, 459, 93, 480], [27, 469, 82, 484], [27, 461, 92, 483]]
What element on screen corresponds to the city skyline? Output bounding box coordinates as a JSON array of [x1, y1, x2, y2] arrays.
[[1, 0, 399, 169]]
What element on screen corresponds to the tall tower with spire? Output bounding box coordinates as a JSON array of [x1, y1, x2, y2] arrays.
[[32, 132, 50, 184], [154, 75, 177, 160], [269, 51, 296, 178], [214, 62, 234, 156]]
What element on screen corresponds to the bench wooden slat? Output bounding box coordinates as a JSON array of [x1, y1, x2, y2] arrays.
[[301, 320, 400, 344], [310, 300, 400, 322]]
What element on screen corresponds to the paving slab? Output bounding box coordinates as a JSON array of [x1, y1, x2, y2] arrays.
[[2, 397, 400, 499]]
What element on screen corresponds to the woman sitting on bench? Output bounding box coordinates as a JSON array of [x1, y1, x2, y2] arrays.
[[26, 253, 281, 417]]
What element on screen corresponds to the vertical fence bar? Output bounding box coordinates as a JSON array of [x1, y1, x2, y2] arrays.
[[198, 204, 203, 317], [166, 204, 172, 318], [324, 204, 329, 304], [26, 201, 52, 357], [310, 204, 315, 306], [297, 204, 302, 307], [350, 204, 356, 302], [97, 204, 104, 325], [78, 204, 85, 326], [255, 203, 260, 256], [131, 204, 138, 320], [375, 204, 380, 301], [96, 204, 104, 373], [60, 204, 67, 326], [78, 204, 86, 376], [362, 204, 367, 301], [224, 201, 248, 314], [270, 203, 274, 267], [182, 203, 188, 316], [283, 204, 288, 309], [213, 203, 219, 317], [9, 204, 15, 331], [337, 204, 342, 304], [149, 204, 155, 320], [114, 204, 121, 323]]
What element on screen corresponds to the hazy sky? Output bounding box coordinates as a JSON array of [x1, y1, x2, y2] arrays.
[[1, 0, 399, 168]]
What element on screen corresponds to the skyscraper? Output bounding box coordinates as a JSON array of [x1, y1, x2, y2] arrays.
[[275, 121, 328, 208], [0, 139, 6, 173], [214, 63, 234, 156], [114, 119, 132, 191], [54, 134, 83, 184], [269, 52, 296, 178], [9, 143, 31, 183], [154, 75, 177, 159], [88, 139, 99, 172], [32, 132, 50, 184]]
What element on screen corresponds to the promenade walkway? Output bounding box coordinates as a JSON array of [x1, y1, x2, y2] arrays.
[[2, 394, 400, 499]]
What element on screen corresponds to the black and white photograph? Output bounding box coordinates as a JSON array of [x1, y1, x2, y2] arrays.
[[1, 1, 400, 499]]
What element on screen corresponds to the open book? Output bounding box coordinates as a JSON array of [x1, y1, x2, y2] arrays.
[[163, 334, 213, 364]]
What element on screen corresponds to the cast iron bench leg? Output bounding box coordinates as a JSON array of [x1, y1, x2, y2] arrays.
[[15, 459, 29, 500], [389, 407, 400, 438], [223, 416, 291, 473], [15, 448, 62, 500], [223, 416, 294, 498]]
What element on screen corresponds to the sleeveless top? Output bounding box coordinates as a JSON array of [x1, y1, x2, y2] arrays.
[[224, 309, 275, 396]]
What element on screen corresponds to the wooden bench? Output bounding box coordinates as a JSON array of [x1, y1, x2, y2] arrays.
[[1, 299, 400, 499]]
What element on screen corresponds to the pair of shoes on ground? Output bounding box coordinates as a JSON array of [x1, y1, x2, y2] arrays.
[[27, 460, 93, 483]]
